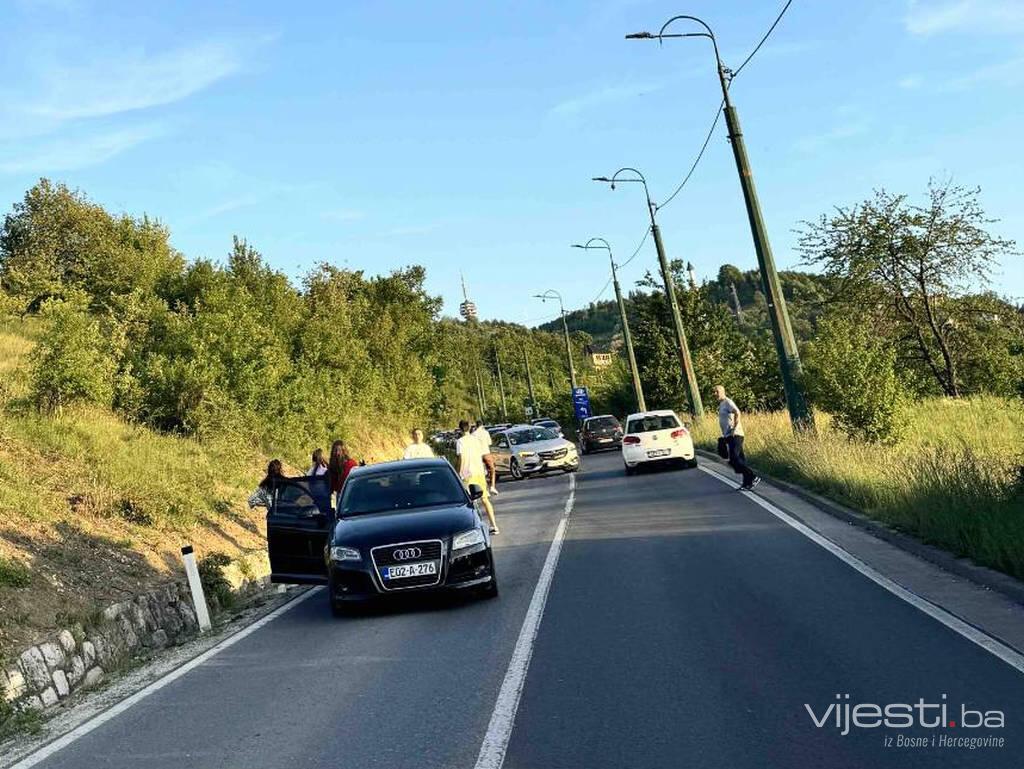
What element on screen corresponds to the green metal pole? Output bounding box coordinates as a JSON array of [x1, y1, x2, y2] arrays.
[[721, 94, 812, 430], [522, 345, 538, 418], [650, 221, 703, 418], [495, 346, 508, 421], [560, 308, 578, 390], [611, 261, 646, 412]]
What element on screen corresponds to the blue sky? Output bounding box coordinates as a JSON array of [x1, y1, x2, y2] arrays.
[[1, 0, 1021, 324]]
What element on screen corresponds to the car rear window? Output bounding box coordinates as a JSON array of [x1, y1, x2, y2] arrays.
[[339, 467, 466, 516], [509, 427, 557, 445], [586, 417, 620, 431], [626, 415, 680, 433]]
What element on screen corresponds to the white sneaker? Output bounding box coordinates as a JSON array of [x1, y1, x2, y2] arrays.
[[490, 486, 499, 495]]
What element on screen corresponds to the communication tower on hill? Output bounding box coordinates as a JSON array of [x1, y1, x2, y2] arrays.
[[458, 273, 478, 322]]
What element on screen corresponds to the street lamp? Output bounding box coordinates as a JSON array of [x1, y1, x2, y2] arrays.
[[592, 168, 703, 418], [534, 289, 578, 390], [626, 15, 813, 431], [571, 238, 646, 412]]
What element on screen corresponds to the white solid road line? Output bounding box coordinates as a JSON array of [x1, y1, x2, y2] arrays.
[[474, 473, 575, 769], [10, 587, 323, 769], [698, 465, 1024, 676]]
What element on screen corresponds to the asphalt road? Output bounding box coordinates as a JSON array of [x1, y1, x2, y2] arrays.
[[20, 451, 1024, 768]]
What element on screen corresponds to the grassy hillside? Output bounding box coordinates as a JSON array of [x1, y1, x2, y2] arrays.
[[0, 316, 402, 658], [692, 398, 1024, 579]]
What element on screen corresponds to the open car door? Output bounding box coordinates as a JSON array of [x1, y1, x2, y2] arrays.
[[266, 475, 332, 584]]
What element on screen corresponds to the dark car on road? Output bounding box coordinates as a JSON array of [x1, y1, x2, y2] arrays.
[[265, 458, 498, 615], [579, 414, 623, 454]]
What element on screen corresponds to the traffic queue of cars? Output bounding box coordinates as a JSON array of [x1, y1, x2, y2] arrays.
[[265, 409, 695, 617]]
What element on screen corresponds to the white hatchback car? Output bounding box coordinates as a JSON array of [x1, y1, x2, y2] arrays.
[[621, 409, 697, 475]]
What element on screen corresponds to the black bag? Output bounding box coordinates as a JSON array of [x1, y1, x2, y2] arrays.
[[717, 437, 730, 459]]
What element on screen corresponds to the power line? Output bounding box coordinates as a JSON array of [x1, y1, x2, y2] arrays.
[[618, 226, 651, 270], [730, 0, 794, 82], [654, 99, 723, 213]]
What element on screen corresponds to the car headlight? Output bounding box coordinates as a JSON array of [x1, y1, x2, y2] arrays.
[[452, 528, 485, 551], [566, 444, 577, 454], [518, 451, 536, 457], [330, 546, 360, 562]]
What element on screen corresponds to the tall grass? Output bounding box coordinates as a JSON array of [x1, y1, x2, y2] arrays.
[[692, 398, 1024, 579]]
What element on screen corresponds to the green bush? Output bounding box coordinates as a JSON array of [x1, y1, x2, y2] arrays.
[[197, 552, 235, 611], [805, 314, 907, 443], [29, 294, 115, 411], [0, 555, 31, 588]]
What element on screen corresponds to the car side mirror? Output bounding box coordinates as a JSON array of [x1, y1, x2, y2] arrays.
[[468, 484, 484, 501]]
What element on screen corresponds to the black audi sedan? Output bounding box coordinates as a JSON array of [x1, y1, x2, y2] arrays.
[[265, 458, 497, 615]]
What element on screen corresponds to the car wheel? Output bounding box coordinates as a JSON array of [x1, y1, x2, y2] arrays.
[[330, 598, 348, 617], [509, 458, 524, 480], [479, 577, 499, 599], [624, 463, 636, 476], [684, 457, 698, 469]]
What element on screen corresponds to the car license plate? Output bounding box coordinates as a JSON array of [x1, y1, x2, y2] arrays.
[[382, 561, 438, 580], [647, 449, 671, 458], [598, 437, 612, 443]]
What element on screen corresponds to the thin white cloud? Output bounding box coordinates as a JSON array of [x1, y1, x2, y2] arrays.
[[946, 53, 1024, 88], [0, 124, 161, 174], [26, 41, 244, 121], [905, 0, 1024, 36], [550, 82, 663, 118], [898, 74, 924, 89]]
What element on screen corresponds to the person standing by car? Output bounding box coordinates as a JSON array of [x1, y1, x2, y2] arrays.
[[403, 428, 435, 459], [328, 440, 358, 506], [715, 385, 760, 491], [248, 459, 285, 509], [308, 447, 328, 476], [457, 420, 499, 534], [473, 421, 498, 495]]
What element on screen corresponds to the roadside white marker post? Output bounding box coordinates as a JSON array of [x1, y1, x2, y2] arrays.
[[180, 544, 212, 632]]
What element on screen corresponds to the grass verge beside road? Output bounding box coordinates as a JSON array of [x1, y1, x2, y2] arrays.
[[692, 397, 1024, 581]]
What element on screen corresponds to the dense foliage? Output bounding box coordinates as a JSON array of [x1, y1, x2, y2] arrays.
[[0, 181, 599, 455]]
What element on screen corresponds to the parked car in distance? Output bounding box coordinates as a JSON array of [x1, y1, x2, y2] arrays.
[[491, 424, 579, 479], [621, 409, 696, 475], [530, 417, 563, 437], [579, 414, 623, 454]]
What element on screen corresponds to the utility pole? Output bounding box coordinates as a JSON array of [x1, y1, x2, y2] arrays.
[[730, 282, 744, 321], [651, 221, 703, 418], [593, 170, 703, 419], [534, 289, 578, 391], [494, 346, 508, 421], [572, 239, 646, 412], [626, 16, 813, 432], [522, 345, 538, 417]]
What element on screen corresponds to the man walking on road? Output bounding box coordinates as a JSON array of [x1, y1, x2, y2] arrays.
[[403, 428, 434, 459], [457, 420, 499, 534], [715, 385, 760, 491]]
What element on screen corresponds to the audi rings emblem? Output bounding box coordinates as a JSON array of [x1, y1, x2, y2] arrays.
[[393, 547, 422, 561]]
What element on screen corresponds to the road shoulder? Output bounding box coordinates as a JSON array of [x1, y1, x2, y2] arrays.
[[698, 454, 1024, 658]]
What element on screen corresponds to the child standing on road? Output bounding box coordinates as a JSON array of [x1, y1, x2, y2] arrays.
[[308, 447, 328, 476]]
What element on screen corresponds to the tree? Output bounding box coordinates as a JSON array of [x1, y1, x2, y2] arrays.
[[804, 312, 907, 443], [798, 180, 1019, 397]]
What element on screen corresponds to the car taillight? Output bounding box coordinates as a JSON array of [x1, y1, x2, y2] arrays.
[[671, 428, 689, 439], [623, 435, 641, 445]]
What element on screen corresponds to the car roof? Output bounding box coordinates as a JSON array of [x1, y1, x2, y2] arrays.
[[346, 457, 452, 478], [585, 414, 618, 421], [625, 410, 679, 419]]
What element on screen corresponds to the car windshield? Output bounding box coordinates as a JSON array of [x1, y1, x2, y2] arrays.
[[339, 467, 466, 516], [586, 417, 619, 431], [627, 415, 680, 433], [509, 427, 557, 445]]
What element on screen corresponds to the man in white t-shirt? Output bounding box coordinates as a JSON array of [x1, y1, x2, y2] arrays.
[[456, 420, 498, 534], [403, 428, 434, 459]]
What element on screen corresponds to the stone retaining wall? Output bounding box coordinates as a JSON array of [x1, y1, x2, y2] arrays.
[[2, 552, 271, 717]]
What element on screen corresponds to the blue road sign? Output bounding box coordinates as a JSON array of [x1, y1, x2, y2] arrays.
[[571, 386, 591, 421]]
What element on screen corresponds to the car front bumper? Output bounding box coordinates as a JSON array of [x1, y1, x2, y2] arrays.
[[328, 545, 495, 603], [519, 453, 580, 474]]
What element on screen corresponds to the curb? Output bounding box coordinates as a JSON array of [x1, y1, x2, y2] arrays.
[[696, 448, 1024, 608]]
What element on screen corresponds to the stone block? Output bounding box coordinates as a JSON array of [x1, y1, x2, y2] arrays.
[[40, 686, 59, 708], [83, 667, 104, 688], [3, 667, 26, 700], [67, 655, 86, 687], [149, 630, 169, 649], [39, 641, 65, 670], [102, 601, 125, 621], [19, 647, 50, 690], [58, 629, 77, 655], [19, 695, 44, 712], [52, 670, 70, 698], [82, 640, 96, 668]]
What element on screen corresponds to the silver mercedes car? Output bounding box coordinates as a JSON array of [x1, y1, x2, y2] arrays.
[[490, 424, 580, 480]]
